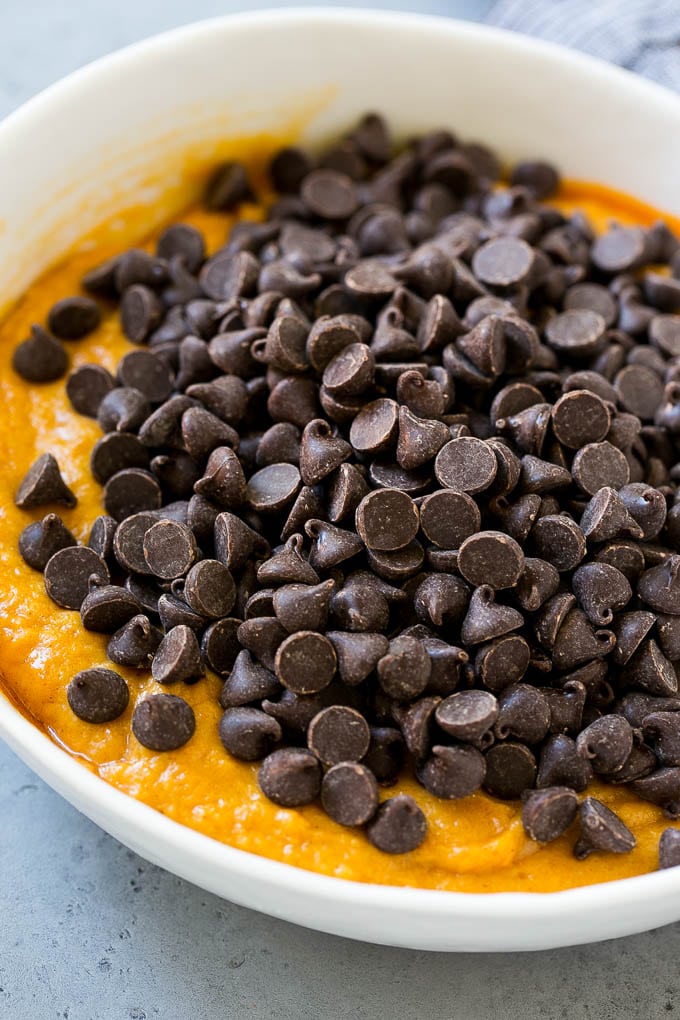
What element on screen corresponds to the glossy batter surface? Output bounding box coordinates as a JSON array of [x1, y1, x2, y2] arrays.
[[1, 180, 677, 892]]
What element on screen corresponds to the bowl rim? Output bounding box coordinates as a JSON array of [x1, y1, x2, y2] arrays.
[[2, 4, 680, 925]]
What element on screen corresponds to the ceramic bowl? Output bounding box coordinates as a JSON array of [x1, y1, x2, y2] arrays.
[[3, 8, 680, 951]]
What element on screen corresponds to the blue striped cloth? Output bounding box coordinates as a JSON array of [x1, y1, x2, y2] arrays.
[[487, 0, 680, 90]]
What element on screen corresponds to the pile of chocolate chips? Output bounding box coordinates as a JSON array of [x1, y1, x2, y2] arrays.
[[14, 114, 680, 863]]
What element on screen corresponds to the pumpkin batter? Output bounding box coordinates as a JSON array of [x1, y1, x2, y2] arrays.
[[0, 177, 677, 893]]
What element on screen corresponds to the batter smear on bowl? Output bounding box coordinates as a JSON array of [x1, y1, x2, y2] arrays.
[[4, 114, 680, 890]]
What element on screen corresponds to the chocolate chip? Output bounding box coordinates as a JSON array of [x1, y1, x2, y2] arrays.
[[44, 547, 109, 610], [349, 398, 399, 455], [580, 487, 643, 543], [258, 747, 322, 806], [461, 586, 524, 645], [18, 513, 77, 571], [510, 160, 559, 199], [457, 530, 524, 590], [591, 226, 647, 273], [80, 584, 141, 633], [532, 736, 588, 795], [306, 519, 364, 571], [323, 343, 375, 395], [574, 797, 636, 859], [48, 296, 101, 339], [66, 364, 116, 417], [142, 520, 198, 579], [545, 309, 606, 356], [483, 743, 537, 799], [327, 631, 389, 686], [97, 386, 150, 433], [435, 690, 498, 743], [572, 562, 632, 626], [112, 512, 158, 574], [273, 578, 333, 633], [90, 433, 149, 484], [246, 462, 301, 513], [495, 683, 550, 745], [67, 667, 129, 723], [275, 631, 337, 694], [301, 169, 359, 219], [642, 713, 680, 767], [522, 787, 578, 842], [104, 468, 162, 522], [15, 453, 76, 510], [434, 436, 497, 493], [220, 649, 280, 708], [419, 490, 481, 549], [638, 555, 680, 613], [659, 828, 680, 869], [108, 614, 163, 668], [472, 237, 535, 288], [182, 559, 236, 619], [614, 364, 664, 420], [132, 693, 196, 751], [318, 762, 378, 826], [353, 488, 419, 553], [156, 223, 206, 273], [299, 419, 351, 486], [307, 705, 370, 766], [366, 794, 427, 853], [551, 390, 611, 449], [378, 635, 431, 699], [626, 639, 678, 697], [12, 324, 68, 382], [576, 715, 633, 774], [151, 625, 203, 685], [120, 285, 162, 343], [218, 707, 282, 761], [417, 744, 486, 798], [115, 249, 168, 291], [197, 617, 240, 677]]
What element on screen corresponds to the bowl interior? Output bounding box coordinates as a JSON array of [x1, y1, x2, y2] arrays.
[[3, 8, 680, 952]]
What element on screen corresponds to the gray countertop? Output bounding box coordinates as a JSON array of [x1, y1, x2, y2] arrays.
[[1, 4, 677, 1018]]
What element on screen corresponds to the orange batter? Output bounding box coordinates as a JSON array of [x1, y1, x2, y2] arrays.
[[0, 176, 677, 893]]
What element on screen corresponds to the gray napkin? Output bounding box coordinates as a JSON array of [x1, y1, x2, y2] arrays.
[[487, 0, 680, 90]]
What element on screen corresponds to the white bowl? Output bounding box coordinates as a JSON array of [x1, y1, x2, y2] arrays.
[[3, 7, 680, 952]]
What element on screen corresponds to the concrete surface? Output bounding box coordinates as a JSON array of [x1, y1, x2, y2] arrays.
[[1, 3, 677, 1018]]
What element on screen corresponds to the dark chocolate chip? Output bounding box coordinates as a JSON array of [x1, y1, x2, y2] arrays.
[[377, 635, 431, 699], [18, 513, 77, 570], [366, 794, 427, 854], [417, 744, 486, 798], [218, 707, 282, 761], [574, 797, 636, 859], [522, 787, 578, 842], [90, 432, 150, 484], [48, 296, 101, 339], [258, 747, 322, 806], [12, 325, 68, 382], [457, 530, 524, 590], [659, 828, 680, 869], [132, 693, 196, 751], [44, 546, 109, 610], [349, 398, 399, 455], [461, 586, 524, 645], [120, 285, 162, 343], [419, 489, 481, 549], [483, 742, 537, 799], [151, 625, 203, 685], [220, 649, 280, 708], [80, 584, 141, 633], [67, 667, 129, 723], [275, 631, 337, 694], [103, 468, 162, 522], [301, 169, 359, 219], [112, 511, 159, 574], [66, 364, 116, 417], [142, 519, 198, 579], [320, 762, 378, 826], [15, 453, 76, 510], [572, 562, 632, 626], [107, 614, 163, 668], [435, 690, 498, 743]]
